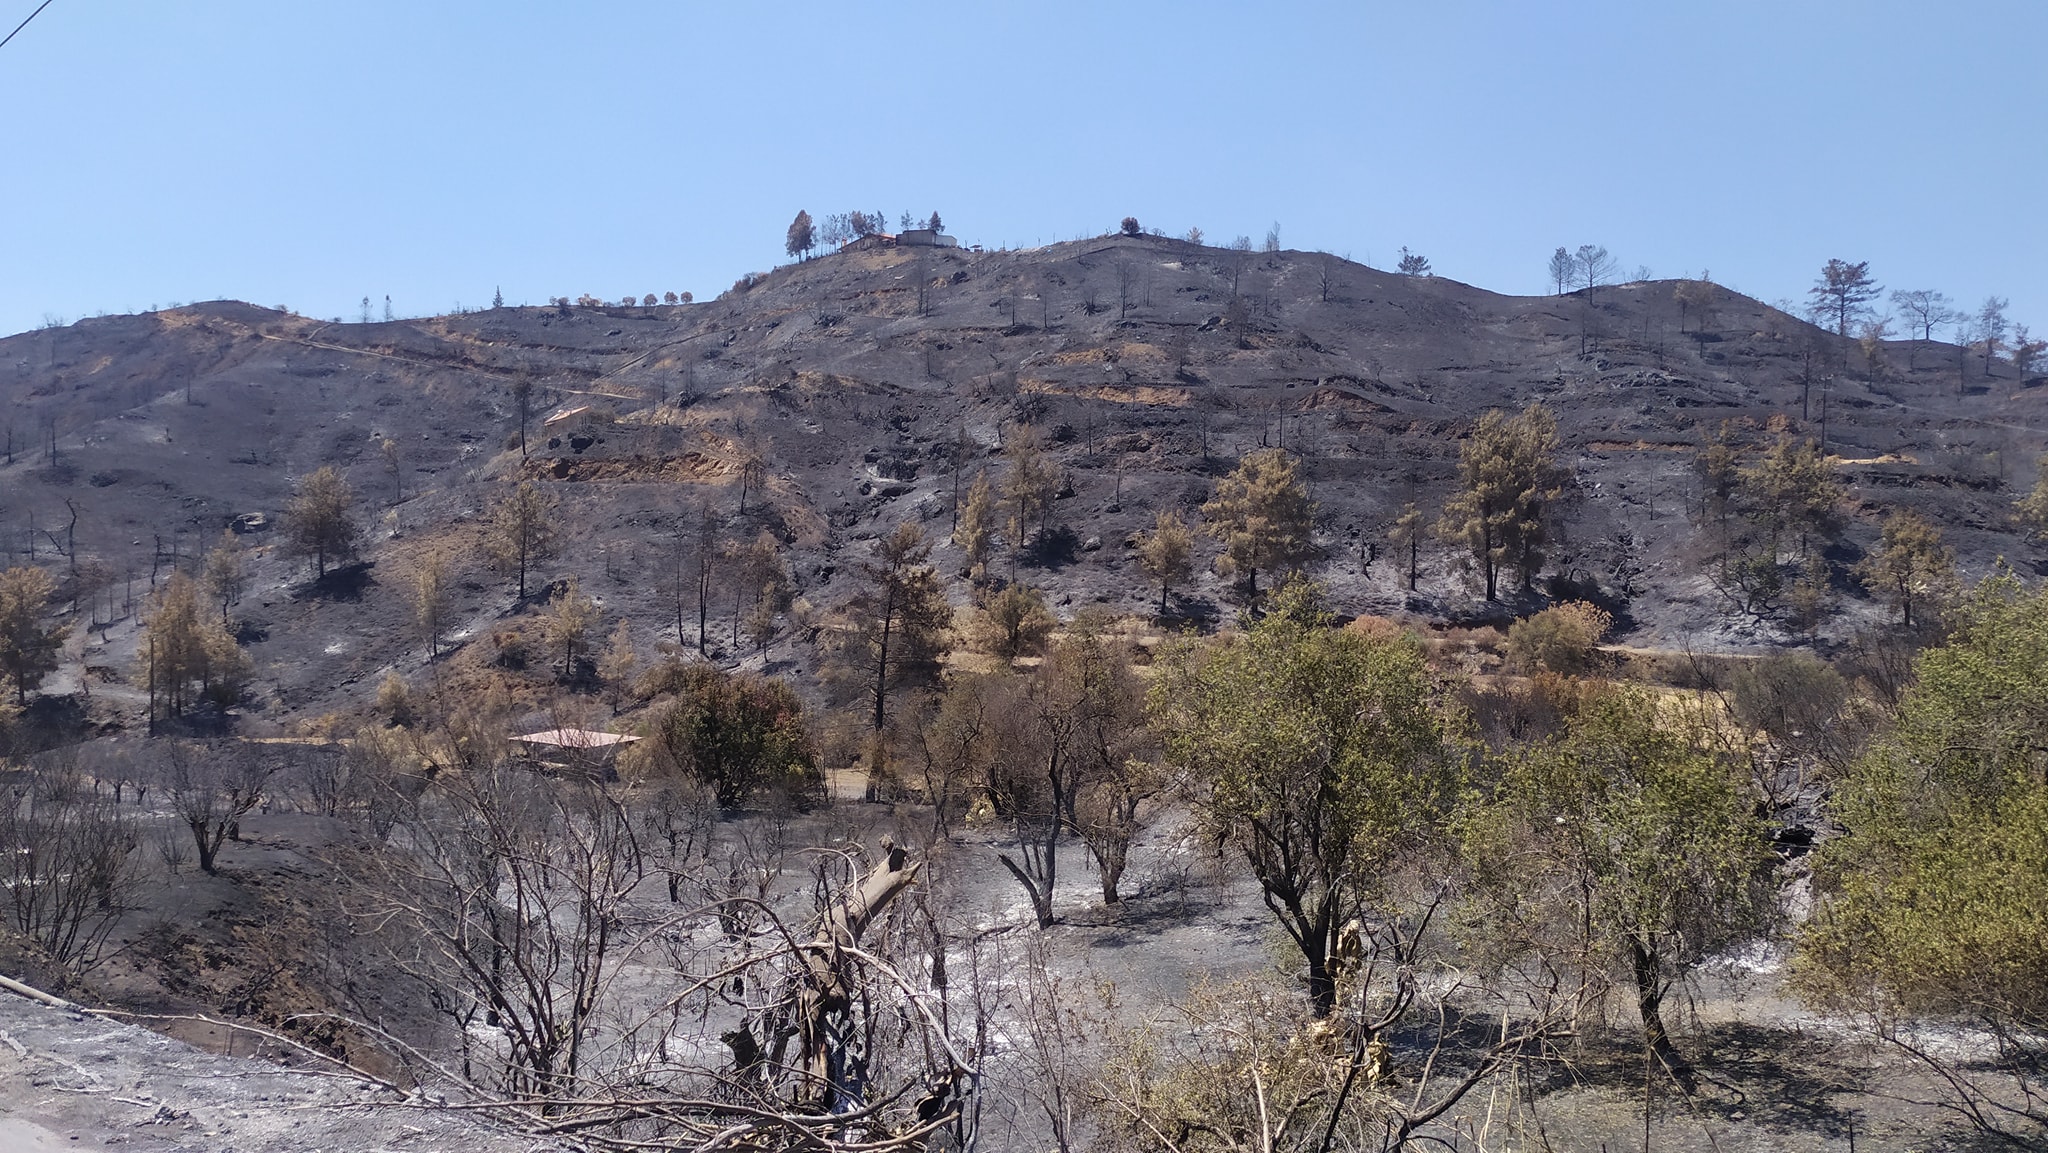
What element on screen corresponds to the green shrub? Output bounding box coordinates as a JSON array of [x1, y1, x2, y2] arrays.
[[626, 660, 820, 809]]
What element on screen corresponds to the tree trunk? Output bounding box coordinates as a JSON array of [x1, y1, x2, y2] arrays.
[[786, 842, 922, 1110], [999, 853, 1055, 928], [1629, 936, 1693, 1091], [1481, 522, 1500, 601], [191, 820, 220, 874], [870, 587, 896, 737], [696, 568, 710, 651], [1305, 946, 1337, 1019]]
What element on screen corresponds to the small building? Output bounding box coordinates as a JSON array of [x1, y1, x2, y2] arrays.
[[511, 727, 641, 779], [897, 229, 958, 249], [543, 404, 599, 432], [840, 232, 898, 253]]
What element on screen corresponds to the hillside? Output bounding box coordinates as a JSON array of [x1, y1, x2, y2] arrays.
[[6, 236, 2048, 1152], [2, 235, 2044, 728]]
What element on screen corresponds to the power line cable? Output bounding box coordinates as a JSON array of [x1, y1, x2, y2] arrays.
[[0, 0, 55, 52]]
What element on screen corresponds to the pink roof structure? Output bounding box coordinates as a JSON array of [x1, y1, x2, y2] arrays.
[[511, 728, 640, 751]]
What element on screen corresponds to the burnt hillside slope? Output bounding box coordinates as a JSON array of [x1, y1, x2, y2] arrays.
[[3, 236, 2044, 724]]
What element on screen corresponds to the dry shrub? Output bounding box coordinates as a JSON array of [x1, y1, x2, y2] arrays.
[[492, 627, 529, 670], [813, 709, 868, 777], [1727, 650, 1851, 762], [968, 584, 1054, 661], [1421, 624, 1505, 675], [1620, 651, 1711, 689], [376, 673, 415, 727], [1463, 671, 1605, 749], [1344, 614, 1407, 643], [1505, 601, 1612, 675], [1617, 649, 1749, 691]]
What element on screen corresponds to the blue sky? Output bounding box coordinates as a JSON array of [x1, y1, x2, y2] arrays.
[[1, 1, 2040, 339]]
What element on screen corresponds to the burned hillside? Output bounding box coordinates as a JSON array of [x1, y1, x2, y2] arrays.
[[3, 236, 2043, 728]]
